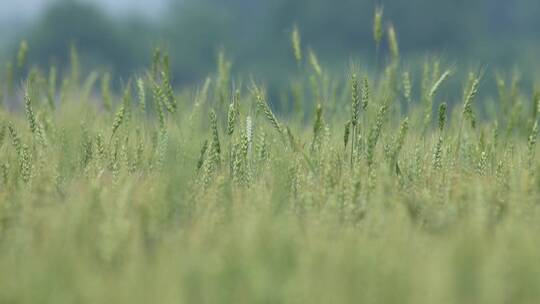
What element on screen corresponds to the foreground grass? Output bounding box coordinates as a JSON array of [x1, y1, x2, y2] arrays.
[[2, 28, 540, 303]]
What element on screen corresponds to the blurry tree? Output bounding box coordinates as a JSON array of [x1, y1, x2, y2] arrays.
[[13, 0, 540, 87], [24, 0, 155, 77]]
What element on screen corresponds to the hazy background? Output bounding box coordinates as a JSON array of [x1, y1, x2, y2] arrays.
[[1, 0, 539, 87]]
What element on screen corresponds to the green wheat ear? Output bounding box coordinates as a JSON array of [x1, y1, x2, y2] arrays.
[[209, 109, 221, 156], [311, 103, 324, 153], [402, 72, 412, 104], [438, 103, 447, 132], [308, 49, 322, 77], [463, 73, 480, 128], [254, 86, 282, 135], [151, 47, 162, 78], [432, 136, 443, 170], [227, 102, 237, 136], [111, 104, 126, 138], [24, 84, 47, 146], [196, 139, 209, 171], [351, 73, 360, 126], [8, 122, 22, 156], [429, 70, 451, 98], [217, 50, 232, 105], [373, 6, 384, 48], [387, 24, 399, 61], [362, 76, 370, 111], [291, 25, 302, 66], [344, 121, 351, 148], [137, 78, 146, 114], [19, 143, 32, 184], [395, 118, 409, 152], [528, 120, 538, 166], [24, 85, 38, 136], [17, 40, 29, 69]]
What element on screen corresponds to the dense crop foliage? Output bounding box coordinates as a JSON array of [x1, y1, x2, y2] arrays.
[[1, 17, 540, 304]]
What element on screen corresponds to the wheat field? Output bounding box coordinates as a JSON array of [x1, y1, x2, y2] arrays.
[[1, 15, 540, 304]]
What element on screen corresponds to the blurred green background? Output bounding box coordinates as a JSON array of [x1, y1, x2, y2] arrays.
[[1, 0, 539, 86]]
